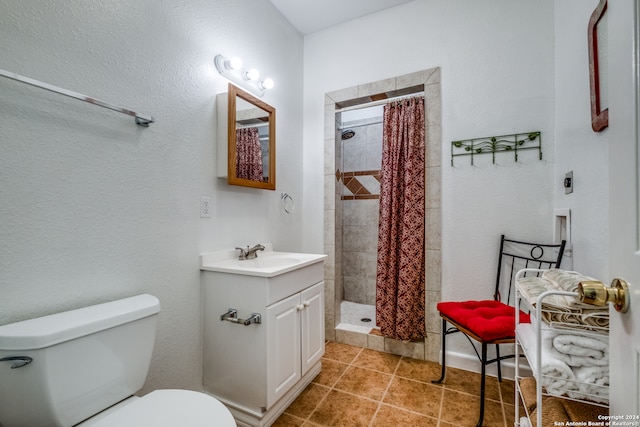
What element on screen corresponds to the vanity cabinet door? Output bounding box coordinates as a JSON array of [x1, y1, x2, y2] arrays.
[[300, 282, 324, 375], [266, 293, 301, 408]]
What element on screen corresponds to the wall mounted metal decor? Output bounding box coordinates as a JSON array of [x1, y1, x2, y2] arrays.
[[450, 131, 541, 166]]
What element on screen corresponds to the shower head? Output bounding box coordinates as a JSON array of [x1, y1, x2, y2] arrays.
[[341, 129, 355, 140]]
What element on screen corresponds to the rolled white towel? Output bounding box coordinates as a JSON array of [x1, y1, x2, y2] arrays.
[[541, 356, 576, 396], [566, 365, 609, 404], [517, 324, 576, 396], [551, 333, 609, 367]]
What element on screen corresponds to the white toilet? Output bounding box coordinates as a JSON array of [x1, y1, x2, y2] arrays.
[[0, 294, 236, 427]]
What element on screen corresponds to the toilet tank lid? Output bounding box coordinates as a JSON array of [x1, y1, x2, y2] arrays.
[[0, 294, 160, 351]]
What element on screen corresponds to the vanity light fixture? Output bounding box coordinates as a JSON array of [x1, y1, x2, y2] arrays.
[[259, 78, 274, 90], [244, 68, 259, 81], [225, 56, 243, 71], [214, 54, 274, 97]]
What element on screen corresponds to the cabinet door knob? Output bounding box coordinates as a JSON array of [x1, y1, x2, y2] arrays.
[[296, 304, 305, 311], [303, 301, 310, 308]]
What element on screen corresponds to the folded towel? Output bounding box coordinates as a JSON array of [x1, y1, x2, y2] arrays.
[[542, 269, 585, 291], [517, 324, 575, 396], [516, 271, 610, 330], [567, 366, 609, 403], [542, 308, 610, 330], [541, 357, 576, 396], [550, 332, 609, 367]]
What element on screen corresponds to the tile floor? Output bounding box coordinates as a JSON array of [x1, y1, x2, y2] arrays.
[[273, 342, 515, 427]]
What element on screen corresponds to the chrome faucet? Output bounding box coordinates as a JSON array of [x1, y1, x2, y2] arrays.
[[235, 244, 265, 260]]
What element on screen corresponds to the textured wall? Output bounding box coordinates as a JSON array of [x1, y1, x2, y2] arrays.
[[0, 0, 303, 394]]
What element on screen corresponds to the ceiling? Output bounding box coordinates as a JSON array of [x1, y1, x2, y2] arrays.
[[268, 0, 414, 35]]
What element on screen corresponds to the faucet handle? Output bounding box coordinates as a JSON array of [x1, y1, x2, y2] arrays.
[[235, 247, 248, 260]]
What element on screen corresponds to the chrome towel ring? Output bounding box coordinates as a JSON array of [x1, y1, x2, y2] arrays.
[[281, 192, 294, 214]]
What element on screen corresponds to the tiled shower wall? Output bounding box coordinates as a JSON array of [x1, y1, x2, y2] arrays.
[[341, 118, 382, 306], [323, 67, 442, 362]]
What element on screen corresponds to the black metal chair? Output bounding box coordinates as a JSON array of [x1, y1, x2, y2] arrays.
[[433, 235, 566, 427]]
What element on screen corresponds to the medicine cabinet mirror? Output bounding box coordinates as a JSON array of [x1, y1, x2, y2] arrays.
[[226, 83, 276, 190]]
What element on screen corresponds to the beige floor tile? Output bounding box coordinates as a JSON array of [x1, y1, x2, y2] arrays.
[[352, 348, 401, 374], [500, 379, 516, 404], [395, 357, 442, 384], [323, 341, 362, 364], [440, 388, 505, 427], [372, 404, 438, 426], [308, 390, 379, 427], [503, 403, 516, 426], [285, 383, 331, 419], [441, 366, 501, 401], [333, 366, 392, 401], [314, 359, 349, 388], [276, 343, 520, 427], [271, 413, 305, 427], [382, 377, 442, 419]]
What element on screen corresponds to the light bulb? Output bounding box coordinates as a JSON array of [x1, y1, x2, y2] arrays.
[[259, 78, 274, 90], [244, 68, 260, 81], [226, 57, 243, 70]]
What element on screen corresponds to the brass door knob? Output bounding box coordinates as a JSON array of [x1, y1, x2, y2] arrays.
[[578, 278, 630, 313]]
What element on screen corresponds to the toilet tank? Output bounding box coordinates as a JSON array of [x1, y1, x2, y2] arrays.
[[0, 294, 160, 427]]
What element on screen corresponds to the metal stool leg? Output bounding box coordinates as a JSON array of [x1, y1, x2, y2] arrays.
[[495, 343, 502, 382], [433, 319, 447, 384], [476, 343, 487, 427]]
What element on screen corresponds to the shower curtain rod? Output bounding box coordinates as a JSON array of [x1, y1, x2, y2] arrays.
[[236, 122, 269, 129], [0, 68, 155, 127], [338, 120, 382, 131], [335, 91, 424, 113]]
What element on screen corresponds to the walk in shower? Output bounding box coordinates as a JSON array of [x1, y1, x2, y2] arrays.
[[323, 67, 443, 361], [336, 106, 383, 333]]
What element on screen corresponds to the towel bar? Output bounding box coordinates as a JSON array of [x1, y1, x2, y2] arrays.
[[0, 68, 155, 127], [220, 308, 262, 326]]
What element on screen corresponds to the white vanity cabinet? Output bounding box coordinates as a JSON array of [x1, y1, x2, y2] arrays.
[[266, 281, 324, 407], [200, 248, 326, 427]]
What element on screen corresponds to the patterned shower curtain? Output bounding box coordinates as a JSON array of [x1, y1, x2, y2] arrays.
[[236, 127, 263, 181], [376, 96, 426, 341]]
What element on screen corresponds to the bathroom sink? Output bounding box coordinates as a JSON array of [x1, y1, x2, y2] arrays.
[[200, 246, 326, 278], [234, 255, 303, 269]]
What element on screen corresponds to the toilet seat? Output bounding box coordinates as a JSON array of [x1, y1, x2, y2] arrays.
[[78, 389, 236, 427]]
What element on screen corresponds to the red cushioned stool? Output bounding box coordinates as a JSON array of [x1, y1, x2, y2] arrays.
[[432, 235, 565, 427]]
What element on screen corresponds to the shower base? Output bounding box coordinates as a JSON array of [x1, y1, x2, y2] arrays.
[[337, 300, 379, 334]]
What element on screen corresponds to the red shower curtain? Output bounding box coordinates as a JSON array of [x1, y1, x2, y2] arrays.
[[236, 127, 263, 181], [376, 96, 426, 341]]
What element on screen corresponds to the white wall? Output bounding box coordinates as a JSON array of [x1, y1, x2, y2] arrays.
[[303, 0, 611, 369], [553, 0, 609, 280], [303, 0, 558, 358], [0, 0, 303, 394]]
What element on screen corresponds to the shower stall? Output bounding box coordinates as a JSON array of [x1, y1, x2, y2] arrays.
[[335, 106, 384, 332], [323, 68, 442, 360]]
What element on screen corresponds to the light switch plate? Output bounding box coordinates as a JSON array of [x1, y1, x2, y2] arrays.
[[564, 171, 573, 194]]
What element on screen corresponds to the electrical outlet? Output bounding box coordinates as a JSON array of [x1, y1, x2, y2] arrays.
[[200, 196, 211, 218]]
